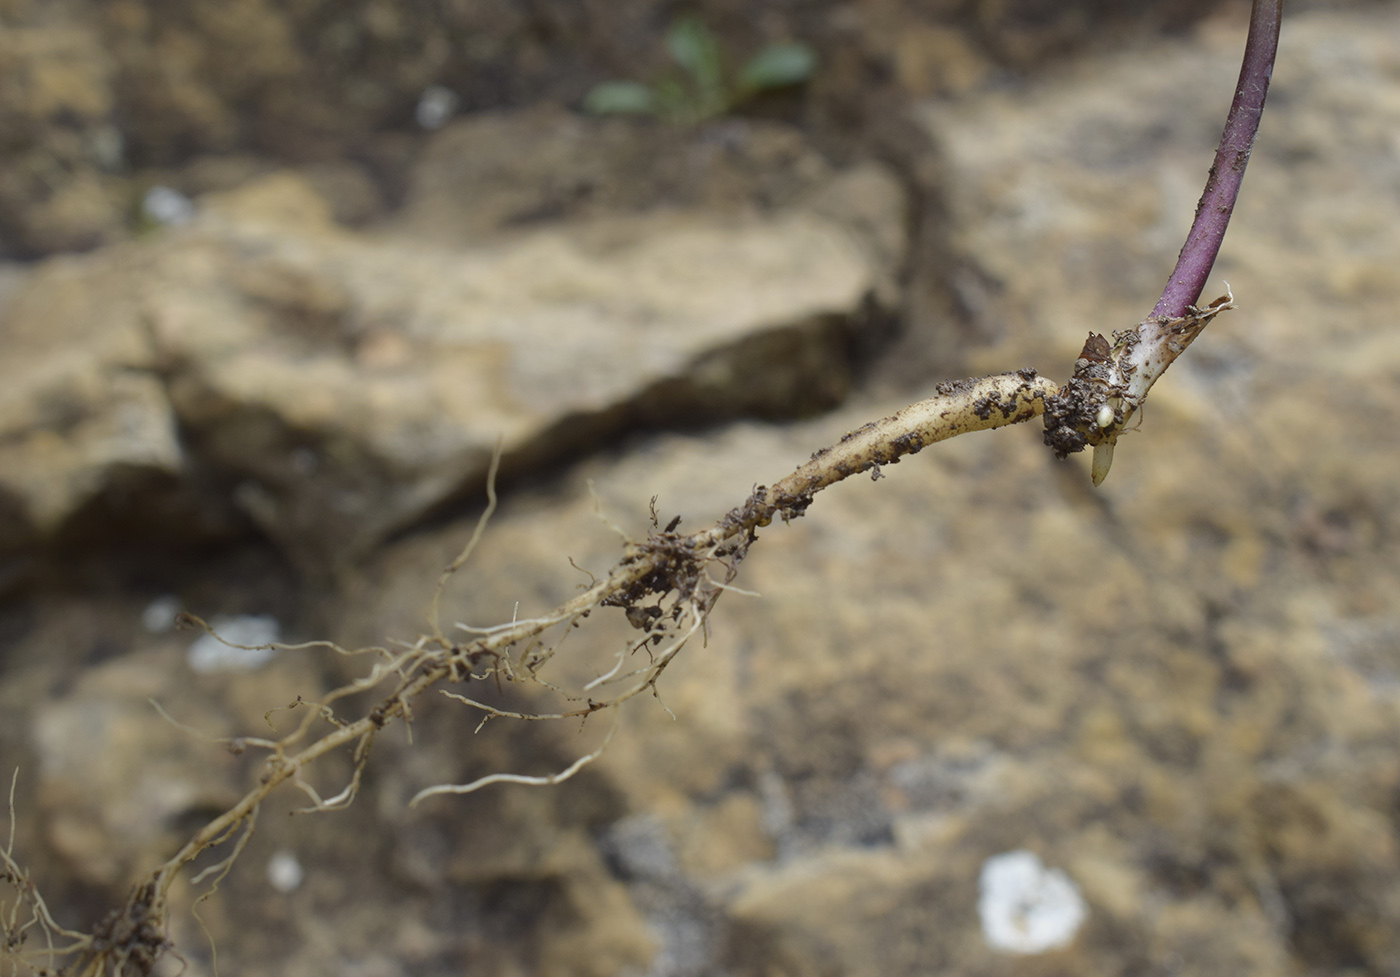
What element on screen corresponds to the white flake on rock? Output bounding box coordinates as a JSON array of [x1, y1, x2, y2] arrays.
[[978, 850, 1087, 954]]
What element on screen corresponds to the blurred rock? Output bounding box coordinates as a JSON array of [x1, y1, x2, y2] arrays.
[[0, 129, 904, 570], [0, 14, 128, 256], [396, 106, 844, 242], [0, 244, 186, 543], [8, 590, 323, 890], [31, 647, 244, 887]]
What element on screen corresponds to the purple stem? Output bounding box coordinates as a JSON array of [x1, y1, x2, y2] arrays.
[[1152, 0, 1283, 319]]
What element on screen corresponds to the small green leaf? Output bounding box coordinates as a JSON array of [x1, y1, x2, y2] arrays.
[[666, 16, 725, 94], [738, 42, 817, 94], [583, 81, 659, 116]]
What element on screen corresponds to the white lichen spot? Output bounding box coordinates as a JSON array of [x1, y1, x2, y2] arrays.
[[415, 85, 459, 130], [266, 850, 304, 893], [978, 849, 1087, 954], [141, 185, 195, 226], [141, 594, 182, 634], [187, 614, 281, 673]]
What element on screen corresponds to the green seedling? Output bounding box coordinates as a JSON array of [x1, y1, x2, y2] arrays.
[[584, 16, 817, 124]]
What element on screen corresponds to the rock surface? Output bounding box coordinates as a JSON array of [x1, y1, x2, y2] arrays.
[[3, 6, 1400, 977], [0, 115, 904, 571]]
